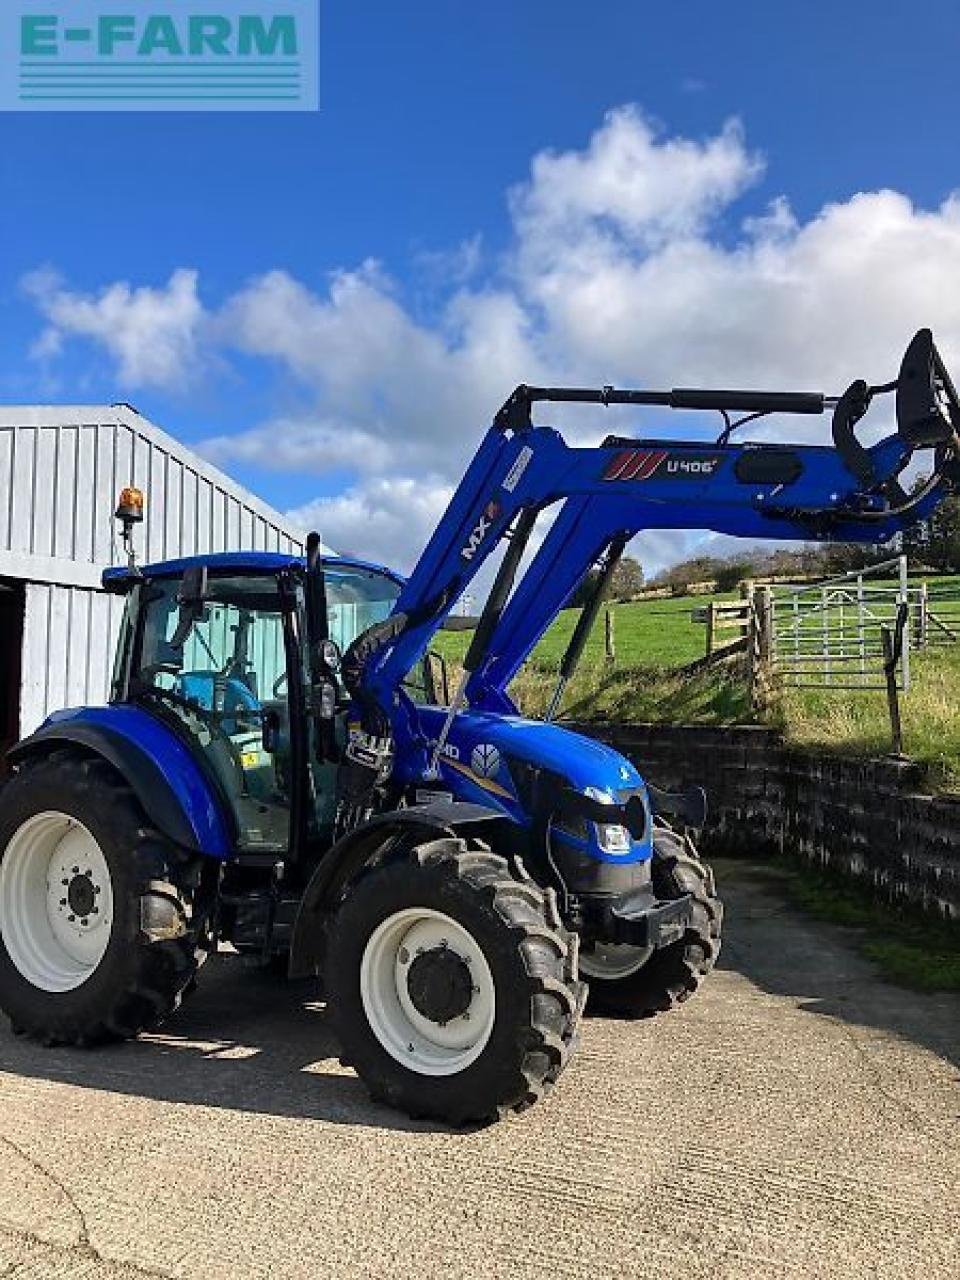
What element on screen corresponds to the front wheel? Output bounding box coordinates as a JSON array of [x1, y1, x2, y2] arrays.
[[325, 838, 584, 1125], [583, 826, 722, 1018], [0, 752, 208, 1045]]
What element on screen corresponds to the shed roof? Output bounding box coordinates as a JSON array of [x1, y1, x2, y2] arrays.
[[0, 404, 320, 589]]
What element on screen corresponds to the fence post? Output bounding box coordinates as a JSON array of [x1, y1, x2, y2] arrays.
[[917, 581, 929, 649], [750, 585, 773, 711], [881, 616, 906, 758], [604, 605, 615, 663], [705, 602, 716, 657], [761, 585, 774, 666], [740, 579, 754, 657], [897, 556, 911, 692]]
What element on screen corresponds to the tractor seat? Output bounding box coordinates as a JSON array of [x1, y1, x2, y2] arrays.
[[177, 672, 261, 734]]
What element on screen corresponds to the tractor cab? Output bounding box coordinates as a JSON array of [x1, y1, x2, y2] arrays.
[[105, 550, 403, 861]]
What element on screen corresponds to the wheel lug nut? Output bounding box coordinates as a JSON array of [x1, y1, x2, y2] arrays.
[[61, 879, 68, 887], [81, 919, 89, 928], [68, 915, 76, 923], [94, 886, 101, 896], [59, 899, 66, 907], [71, 867, 79, 875], [398, 946, 409, 965], [462, 1011, 471, 1021]]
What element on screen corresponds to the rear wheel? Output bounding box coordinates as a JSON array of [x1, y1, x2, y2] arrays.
[[326, 837, 584, 1125], [0, 752, 209, 1045], [583, 826, 722, 1018]]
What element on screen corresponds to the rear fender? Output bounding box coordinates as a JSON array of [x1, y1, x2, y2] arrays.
[[289, 802, 513, 979], [7, 705, 232, 858]]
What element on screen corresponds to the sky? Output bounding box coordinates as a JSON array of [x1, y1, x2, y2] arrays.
[[2, 0, 960, 576]]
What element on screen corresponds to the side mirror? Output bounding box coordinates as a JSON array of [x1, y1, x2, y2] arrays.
[[321, 638, 342, 674], [311, 639, 342, 724]]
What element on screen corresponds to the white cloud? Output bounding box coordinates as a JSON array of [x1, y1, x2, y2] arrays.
[[200, 415, 394, 476], [510, 108, 762, 270], [414, 234, 484, 287], [24, 267, 204, 388], [21, 107, 960, 576], [287, 476, 455, 569]]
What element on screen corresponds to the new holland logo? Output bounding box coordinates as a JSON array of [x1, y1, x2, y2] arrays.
[[471, 743, 501, 778], [460, 499, 501, 561], [602, 450, 725, 482]]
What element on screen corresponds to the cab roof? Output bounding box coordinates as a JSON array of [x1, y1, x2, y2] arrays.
[[102, 551, 403, 591]]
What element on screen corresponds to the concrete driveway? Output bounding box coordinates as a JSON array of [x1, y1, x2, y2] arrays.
[[0, 859, 957, 1280]]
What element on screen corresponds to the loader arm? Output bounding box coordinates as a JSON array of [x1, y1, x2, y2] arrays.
[[349, 329, 960, 760]]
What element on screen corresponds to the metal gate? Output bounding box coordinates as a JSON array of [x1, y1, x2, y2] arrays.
[[769, 556, 914, 690]]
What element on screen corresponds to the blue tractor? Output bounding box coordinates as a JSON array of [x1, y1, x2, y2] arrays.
[[0, 331, 955, 1124]]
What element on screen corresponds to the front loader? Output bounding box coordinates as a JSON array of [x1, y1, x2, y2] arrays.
[[0, 329, 956, 1124]]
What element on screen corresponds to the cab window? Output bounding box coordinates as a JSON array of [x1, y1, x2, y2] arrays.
[[132, 573, 292, 852], [324, 565, 401, 651]]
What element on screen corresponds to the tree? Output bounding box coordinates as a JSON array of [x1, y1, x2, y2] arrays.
[[609, 556, 644, 600], [715, 559, 757, 593], [918, 492, 960, 571], [567, 568, 600, 609], [820, 541, 894, 576]]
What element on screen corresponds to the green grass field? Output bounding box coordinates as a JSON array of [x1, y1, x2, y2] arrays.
[[435, 576, 960, 788], [775, 644, 960, 788], [436, 591, 732, 671]]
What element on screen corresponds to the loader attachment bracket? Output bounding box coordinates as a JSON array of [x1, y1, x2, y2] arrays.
[[897, 327, 960, 447], [646, 783, 708, 834]]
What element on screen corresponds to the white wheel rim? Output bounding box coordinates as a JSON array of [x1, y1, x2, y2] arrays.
[[360, 908, 496, 1077], [0, 811, 115, 993], [579, 942, 651, 981]]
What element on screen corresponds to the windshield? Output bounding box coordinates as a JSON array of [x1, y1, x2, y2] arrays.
[[324, 564, 401, 652]]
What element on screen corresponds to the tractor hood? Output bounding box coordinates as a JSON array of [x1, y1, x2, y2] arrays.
[[416, 706, 644, 799]]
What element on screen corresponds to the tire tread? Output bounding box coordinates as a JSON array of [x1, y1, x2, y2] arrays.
[[328, 836, 584, 1126], [0, 751, 208, 1047]]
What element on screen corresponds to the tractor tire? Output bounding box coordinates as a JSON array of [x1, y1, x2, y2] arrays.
[[582, 825, 722, 1018], [325, 837, 585, 1126], [0, 751, 209, 1046]]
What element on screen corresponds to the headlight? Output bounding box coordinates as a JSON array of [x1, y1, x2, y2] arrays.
[[595, 822, 632, 854], [583, 786, 635, 855]]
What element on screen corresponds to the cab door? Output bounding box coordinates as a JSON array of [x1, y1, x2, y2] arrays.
[[132, 572, 297, 854]]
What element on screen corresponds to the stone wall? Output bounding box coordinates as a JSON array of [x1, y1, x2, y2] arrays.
[[568, 722, 960, 919]]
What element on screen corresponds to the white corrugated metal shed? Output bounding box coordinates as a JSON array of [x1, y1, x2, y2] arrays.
[[0, 404, 315, 739]]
